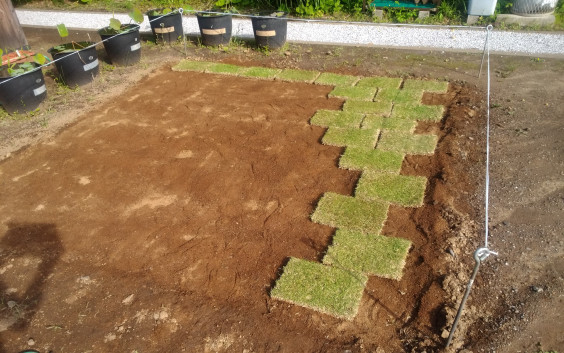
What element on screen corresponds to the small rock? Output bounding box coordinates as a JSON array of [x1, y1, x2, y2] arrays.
[[159, 310, 169, 320], [531, 285, 543, 293], [27, 338, 35, 346], [441, 329, 450, 338], [284, 51, 291, 57], [7, 301, 17, 309], [77, 276, 92, 284], [326, 50, 332, 55], [122, 294, 135, 305]]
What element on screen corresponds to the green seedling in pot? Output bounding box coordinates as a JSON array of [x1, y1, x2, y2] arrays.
[[101, 8, 144, 35], [0, 48, 47, 77]]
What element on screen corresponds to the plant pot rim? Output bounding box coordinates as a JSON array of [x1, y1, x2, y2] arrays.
[[251, 11, 288, 18], [98, 23, 140, 36], [48, 41, 96, 55], [147, 7, 181, 17], [0, 62, 41, 79], [196, 11, 232, 17]]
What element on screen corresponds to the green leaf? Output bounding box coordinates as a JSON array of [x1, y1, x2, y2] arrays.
[[214, 0, 226, 7], [109, 17, 122, 31], [34, 53, 47, 65], [162, 8, 172, 15], [129, 8, 144, 23], [0, 48, 3, 58], [57, 23, 69, 38]]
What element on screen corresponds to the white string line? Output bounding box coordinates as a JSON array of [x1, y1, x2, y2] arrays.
[[485, 23, 492, 249]]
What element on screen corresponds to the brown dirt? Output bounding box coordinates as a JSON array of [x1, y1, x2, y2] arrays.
[[0, 27, 563, 353]]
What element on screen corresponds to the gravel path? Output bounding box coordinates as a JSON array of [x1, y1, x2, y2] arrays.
[[16, 9, 564, 57]]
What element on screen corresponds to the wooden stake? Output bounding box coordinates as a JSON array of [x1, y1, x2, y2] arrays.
[[0, 0, 29, 53]]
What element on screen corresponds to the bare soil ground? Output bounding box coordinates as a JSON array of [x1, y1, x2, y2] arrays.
[[0, 27, 563, 353]]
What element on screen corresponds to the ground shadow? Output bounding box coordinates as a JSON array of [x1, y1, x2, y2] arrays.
[[0, 222, 63, 353]]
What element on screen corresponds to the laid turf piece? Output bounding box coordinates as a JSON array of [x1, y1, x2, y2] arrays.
[[377, 131, 438, 155], [310, 110, 364, 129], [355, 172, 428, 206], [311, 192, 389, 234], [343, 100, 393, 115], [376, 88, 424, 105], [171, 60, 213, 72], [322, 127, 379, 149], [323, 230, 412, 279], [205, 63, 249, 75], [277, 69, 321, 83], [315, 73, 360, 87], [329, 86, 377, 101], [392, 104, 445, 122], [339, 147, 405, 173], [240, 66, 281, 79], [403, 79, 449, 93], [356, 77, 402, 90], [361, 115, 418, 132], [271, 257, 368, 319]]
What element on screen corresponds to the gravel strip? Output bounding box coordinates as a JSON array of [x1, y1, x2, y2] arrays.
[[16, 9, 564, 57]]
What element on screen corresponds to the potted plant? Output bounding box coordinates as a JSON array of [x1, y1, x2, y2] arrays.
[[250, 11, 288, 49], [48, 24, 99, 87], [196, 10, 233, 47], [98, 9, 144, 66], [0, 50, 48, 114], [147, 8, 184, 43]]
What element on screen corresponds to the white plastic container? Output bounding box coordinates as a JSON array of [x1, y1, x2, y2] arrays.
[[468, 0, 497, 15]]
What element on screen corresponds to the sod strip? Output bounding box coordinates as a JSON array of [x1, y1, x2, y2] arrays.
[[392, 104, 445, 122], [361, 115, 418, 132], [355, 172, 428, 207], [171, 60, 213, 72], [323, 230, 411, 280], [322, 127, 380, 149], [276, 69, 321, 83], [271, 258, 368, 319], [329, 86, 377, 101], [356, 77, 402, 90], [311, 192, 389, 234], [310, 110, 364, 129], [343, 100, 393, 116], [377, 131, 438, 155], [376, 88, 425, 105], [315, 72, 360, 87], [339, 147, 405, 173], [403, 79, 449, 93], [239, 66, 282, 79], [204, 63, 250, 75]]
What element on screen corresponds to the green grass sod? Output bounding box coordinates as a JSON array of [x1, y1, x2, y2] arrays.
[[204, 63, 249, 75], [315, 72, 360, 86], [171, 60, 213, 72], [392, 104, 445, 122], [377, 131, 438, 155], [376, 88, 424, 105], [403, 79, 449, 93], [361, 115, 418, 131], [310, 110, 364, 129], [311, 192, 390, 234], [356, 77, 402, 90], [271, 258, 368, 319], [329, 86, 377, 101], [355, 171, 428, 206], [277, 69, 321, 83], [239, 66, 281, 79], [343, 100, 393, 116], [322, 127, 380, 149], [339, 147, 405, 173], [323, 229, 411, 280]]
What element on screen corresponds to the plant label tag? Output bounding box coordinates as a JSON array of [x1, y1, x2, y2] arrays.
[[155, 27, 175, 34], [33, 84, 46, 96], [130, 43, 141, 52], [256, 30, 276, 37], [202, 28, 226, 35], [83, 59, 99, 72]]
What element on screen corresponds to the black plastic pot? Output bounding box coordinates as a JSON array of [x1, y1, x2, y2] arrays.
[[98, 24, 141, 66], [0, 64, 47, 114], [196, 13, 232, 47], [48, 42, 99, 87], [147, 9, 184, 43], [251, 12, 288, 49]]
